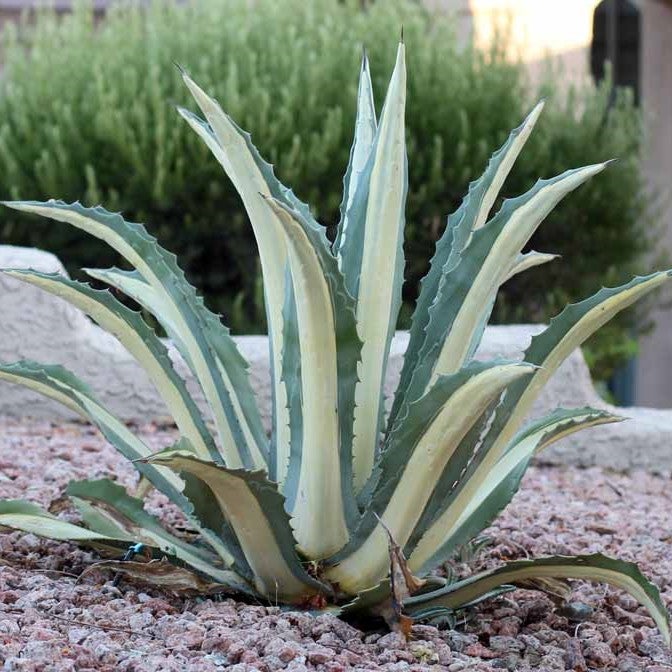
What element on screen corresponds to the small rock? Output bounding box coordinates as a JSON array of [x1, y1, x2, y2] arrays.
[[410, 641, 439, 664], [612, 604, 655, 628], [306, 644, 332, 665], [638, 636, 669, 662], [539, 645, 567, 669], [564, 638, 587, 672], [443, 630, 477, 652], [464, 642, 498, 659], [0, 619, 20, 634], [67, 627, 89, 645], [447, 663, 468, 672], [523, 598, 551, 623], [376, 631, 407, 650], [492, 653, 522, 670], [489, 636, 524, 654], [618, 655, 647, 672], [495, 616, 520, 637], [584, 641, 617, 667], [557, 602, 594, 623]]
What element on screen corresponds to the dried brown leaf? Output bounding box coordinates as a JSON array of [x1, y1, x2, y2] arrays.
[[79, 558, 221, 593]]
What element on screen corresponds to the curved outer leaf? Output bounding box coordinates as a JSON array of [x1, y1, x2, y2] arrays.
[[0, 499, 124, 545], [0, 360, 185, 501], [3, 269, 217, 462], [144, 449, 324, 602], [410, 408, 623, 574], [421, 164, 607, 390], [178, 73, 316, 485], [84, 266, 269, 476], [486, 272, 672, 463], [325, 361, 535, 595], [263, 196, 360, 559], [388, 101, 545, 431], [404, 554, 671, 646], [66, 478, 251, 592], [335, 48, 377, 261], [1, 200, 266, 471], [410, 270, 672, 577], [504, 251, 559, 283], [338, 42, 408, 493]]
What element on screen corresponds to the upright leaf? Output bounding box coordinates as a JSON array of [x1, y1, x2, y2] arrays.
[[264, 197, 360, 559], [334, 48, 377, 260], [326, 361, 535, 595], [338, 42, 408, 492], [399, 164, 607, 415], [178, 73, 316, 484], [388, 102, 545, 431]]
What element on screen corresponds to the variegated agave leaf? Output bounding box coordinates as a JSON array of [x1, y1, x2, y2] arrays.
[[261, 196, 361, 559], [338, 43, 408, 494], [143, 448, 326, 603], [404, 554, 671, 647], [1, 200, 267, 471], [388, 100, 545, 431], [326, 360, 536, 594], [413, 271, 672, 575], [2, 270, 218, 462]]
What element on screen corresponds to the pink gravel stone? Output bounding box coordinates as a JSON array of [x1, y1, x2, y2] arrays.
[[0, 419, 671, 671]]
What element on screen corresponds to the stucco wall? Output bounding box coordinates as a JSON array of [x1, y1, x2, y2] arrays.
[[633, 0, 672, 406]]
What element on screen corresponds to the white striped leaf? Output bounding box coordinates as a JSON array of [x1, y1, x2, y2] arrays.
[[404, 554, 670, 646], [0, 499, 125, 547], [0, 360, 186, 501], [483, 271, 672, 469], [409, 408, 623, 574], [387, 102, 545, 431], [0, 360, 243, 567], [410, 271, 672, 576], [143, 448, 325, 603], [263, 196, 360, 559], [504, 251, 559, 283], [178, 73, 316, 485], [325, 361, 535, 595], [2, 200, 266, 470], [338, 42, 407, 493], [67, 478, 252, 591], [334, 48, 377, 261], [397, 164, 607, 421], [3, 269, 217, 462]]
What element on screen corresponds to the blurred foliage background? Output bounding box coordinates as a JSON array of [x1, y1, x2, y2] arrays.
[[0, 0, 658, 387]]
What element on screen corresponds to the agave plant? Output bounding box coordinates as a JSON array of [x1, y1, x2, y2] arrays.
[[0, 41, 669, 640]]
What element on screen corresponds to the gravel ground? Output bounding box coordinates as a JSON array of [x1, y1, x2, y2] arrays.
[[1, 418, 671, 671]]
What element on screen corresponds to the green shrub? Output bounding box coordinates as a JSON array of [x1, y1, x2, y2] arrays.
[[0, 0, 654, 384]]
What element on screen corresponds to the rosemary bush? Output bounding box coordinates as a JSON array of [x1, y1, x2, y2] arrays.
[[0, 0, 653, 382]]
